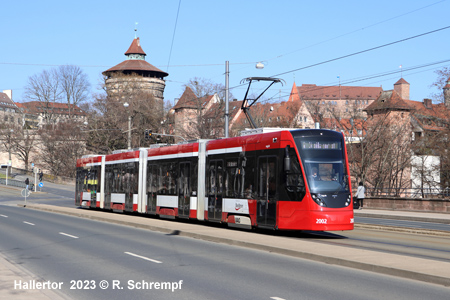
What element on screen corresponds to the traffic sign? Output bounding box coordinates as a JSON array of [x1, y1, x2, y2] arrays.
[[38, 182, 44, 188], [21, 189, 31, 197]]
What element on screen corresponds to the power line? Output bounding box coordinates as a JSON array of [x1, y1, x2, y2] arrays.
[[241, 59, 450, 104], [166, 0, 182, 73], [263, 0, 446, 63], [271, 25, 450, 78]]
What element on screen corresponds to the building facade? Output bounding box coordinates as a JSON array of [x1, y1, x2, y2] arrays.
[[0, 90, 22, 128]]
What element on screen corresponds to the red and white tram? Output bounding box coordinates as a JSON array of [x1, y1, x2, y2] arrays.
[[76, 128, 354, 231]]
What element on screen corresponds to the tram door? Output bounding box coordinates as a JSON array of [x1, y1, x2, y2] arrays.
[[208, 160, 223, 221], [88, 168, 98, 209], [147, 165, 158, 214], [178, 162, 191, 218], [122, 163, 138, 211], [257, 157, 277, 228]]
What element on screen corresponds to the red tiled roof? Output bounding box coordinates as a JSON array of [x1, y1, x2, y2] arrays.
[[394, 78, 410, 85], [364, 90, 412, 111], [296, 84, 382, 100], [232, 101, 302, 127], [103, 60, 168, 77], [125, 38, 146, 56], [288, 82, 301, 102], [173, 87, 213, 110], [19, 101, 87, 116]]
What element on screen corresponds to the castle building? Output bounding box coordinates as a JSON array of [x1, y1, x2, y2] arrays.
[[288, 82, 383, 119], [102, 36, 168, 103]]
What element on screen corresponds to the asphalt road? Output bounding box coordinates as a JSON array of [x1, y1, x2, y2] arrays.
[[2, 179, 450, 233], [1, 205, 449, 300]]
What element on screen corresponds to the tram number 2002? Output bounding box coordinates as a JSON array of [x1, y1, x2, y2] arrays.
[[316, 219, 328, 224]]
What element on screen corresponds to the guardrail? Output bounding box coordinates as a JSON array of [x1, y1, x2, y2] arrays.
[[0, 178, 30, 189]]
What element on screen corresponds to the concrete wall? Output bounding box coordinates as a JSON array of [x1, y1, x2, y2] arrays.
[[365, 197, 450, 213]]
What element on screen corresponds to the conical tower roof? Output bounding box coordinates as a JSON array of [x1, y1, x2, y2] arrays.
[[103, 37, 168, 79], [124, 37, 146, 56]]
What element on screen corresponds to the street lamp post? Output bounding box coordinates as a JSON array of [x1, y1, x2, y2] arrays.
[[225, 61, 229, 138], [7, 129, 13, 181]]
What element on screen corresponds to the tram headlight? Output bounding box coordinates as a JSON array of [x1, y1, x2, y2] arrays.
[[311, 193, 327, 207], [345, 194, 351, 206]]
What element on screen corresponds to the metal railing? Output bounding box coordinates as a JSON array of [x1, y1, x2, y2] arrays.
[[0, 178, 29, 189]]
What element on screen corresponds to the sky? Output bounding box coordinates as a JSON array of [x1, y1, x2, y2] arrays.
[[1, 0, 449, 108]]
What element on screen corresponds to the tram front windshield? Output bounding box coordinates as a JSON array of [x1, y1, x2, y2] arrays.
[[295, 137, 349, 194]]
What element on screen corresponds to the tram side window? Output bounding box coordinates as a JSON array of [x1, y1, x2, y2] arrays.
[[191, 160, 198, 196], [127, 162, 138, 194], [209, 163, 216, 194], [179, 162, 191, 196], [112, 166, 121, 193], [258, 157, 277, 198], [168, 162, 177, 195], [225, 159, 241, 198], [243, 156, 255, 199], [217, 162, 223, 195], [160, 162, 177, 195], [147, 164, 158, 194], [105, 166, 113, 195], [160, 164, 168, 195], [285, 149, 306, 200]]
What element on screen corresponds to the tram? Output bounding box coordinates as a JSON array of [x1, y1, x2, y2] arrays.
[[76, 128, 354, 231]]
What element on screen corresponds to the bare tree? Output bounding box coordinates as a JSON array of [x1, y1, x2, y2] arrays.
[[24, 65, 91, 122], [183, 77, 233, 101], [361, 112, 412, 196], [430, 67, 450, 103], [37, 121, 85, 177], [58, 65, 91, 117], [12, 129, 36, 171], [25, 69, 61, 123]]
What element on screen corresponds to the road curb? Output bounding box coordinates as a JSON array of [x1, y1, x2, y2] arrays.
[[354, 223, 450, 237]]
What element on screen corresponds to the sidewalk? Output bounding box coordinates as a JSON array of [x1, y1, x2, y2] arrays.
[[0, 252, 68, 300]]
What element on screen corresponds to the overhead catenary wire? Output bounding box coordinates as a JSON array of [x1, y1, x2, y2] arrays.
[[270, 25, 450, 78], [166, 0, 182, 73]]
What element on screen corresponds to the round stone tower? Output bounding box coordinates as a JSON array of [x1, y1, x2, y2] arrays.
[[102, 36, 169, 103]]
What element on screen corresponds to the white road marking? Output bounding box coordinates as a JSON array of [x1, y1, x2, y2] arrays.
[[124, 252, 162, 264], [59, 232, 79, 239], [0, 214, 8, 218], [23, 221, 35, 226], [271, 297, 287, 300]]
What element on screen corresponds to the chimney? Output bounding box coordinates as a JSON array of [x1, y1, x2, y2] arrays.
[[423, 98, 432, 109], [2, 89, 12, 100], [394, 78, 410, 100]]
